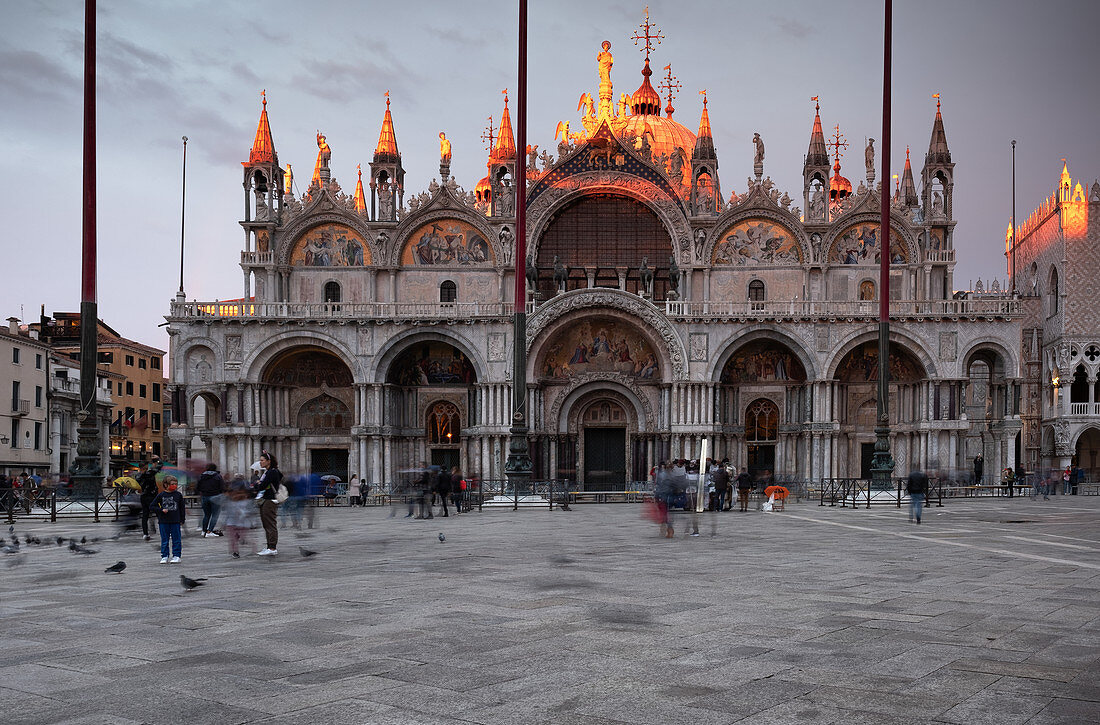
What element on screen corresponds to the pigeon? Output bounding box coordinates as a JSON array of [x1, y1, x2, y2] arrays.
[[438, 532, 446, 543], [56, 537, 65, 546], [80, 536, 87, 544], [72, 545, 97, 555], [104, 561, 126, 574], [180, 575, 207, 591], [299, 546, 317, 558]]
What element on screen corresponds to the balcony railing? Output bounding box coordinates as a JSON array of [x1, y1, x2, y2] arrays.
[[241, 250, 274, 265], [171, 295, 1021, 323], [926, 249, 955, 263], [1070, 402, 1100, 416], [663, 297, 1020, 319], [170, 300, 516, 321], [11, 399, 29, 415]]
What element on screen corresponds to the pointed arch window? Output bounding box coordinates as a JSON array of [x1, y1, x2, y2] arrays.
[[746, 399, 779, 442], [427, 401, 460, 444], [1048, 267, 1059, 316]]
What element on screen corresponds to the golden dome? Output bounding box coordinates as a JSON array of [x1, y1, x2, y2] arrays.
[[829, 160, 851, 199], [617, 112, 696, 186]]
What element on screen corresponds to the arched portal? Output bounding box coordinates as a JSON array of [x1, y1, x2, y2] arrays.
[[833, 341, 927, 477], [716, 338, 809, 477], [1076, 428, 1100, 481], [385, 341, 477, 474], [535, 194, 674, 298], [261, 346, 354, 480]]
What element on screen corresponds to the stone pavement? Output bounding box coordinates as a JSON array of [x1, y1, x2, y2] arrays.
[[1, 496, 1099, 724]]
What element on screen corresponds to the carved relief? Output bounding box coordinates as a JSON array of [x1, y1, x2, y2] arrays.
[[939, 332, 957, 361], [487, 332, 506, 362], [689, 333, 708, 362], [225, 336, 242, 363]]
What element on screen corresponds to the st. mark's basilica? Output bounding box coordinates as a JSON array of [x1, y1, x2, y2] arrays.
[[165, 14, 1100, 488]]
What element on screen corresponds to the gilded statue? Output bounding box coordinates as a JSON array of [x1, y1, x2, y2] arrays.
[[316, 132, 331, 168], [439, 132, 451, 164]]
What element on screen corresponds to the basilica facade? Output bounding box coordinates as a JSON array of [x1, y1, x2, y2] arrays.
[[166, 28, 1093, 488]]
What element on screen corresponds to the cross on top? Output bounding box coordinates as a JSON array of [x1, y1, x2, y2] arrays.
[[631, 6, 663, 61], [829, 124, 849, 165], [658, 64, 680, 111], [481, 116, 495, 152]]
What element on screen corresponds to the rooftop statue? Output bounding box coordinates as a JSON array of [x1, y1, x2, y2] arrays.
[[865, 138, 875, 176], [439, 132, 451, 164], [753, 132, 765, 165], [316, 132, 331, 168]]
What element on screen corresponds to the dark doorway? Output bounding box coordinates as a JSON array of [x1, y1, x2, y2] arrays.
[[584, 428, 626, 490], [431, 449, 459, 473], [860, 443, 875, 479], [310, 448, 348, 483], [747, 443, 775, 478]]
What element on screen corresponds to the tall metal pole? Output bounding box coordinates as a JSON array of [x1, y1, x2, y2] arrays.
[[179, 135, 188, 296], [71, 0, 102, 497], [872, 0, 896, 489], [504, 0, 532, 496], [1011, 139, 1016, 295]]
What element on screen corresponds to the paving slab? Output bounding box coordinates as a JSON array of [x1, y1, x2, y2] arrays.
[[1, 497, 1099, 723]]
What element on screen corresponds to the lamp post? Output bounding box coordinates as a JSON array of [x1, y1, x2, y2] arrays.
[[871, 0, 896, 490], [1011, 139, 1016, 295]]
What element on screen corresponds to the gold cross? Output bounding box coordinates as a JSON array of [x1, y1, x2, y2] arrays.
[[658, 64, 680, 109], [631, 6, 663, 61], [481, 116, 495, 152], [828, 124, 849, 165]]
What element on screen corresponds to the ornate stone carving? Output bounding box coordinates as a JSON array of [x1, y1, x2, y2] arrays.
[[225, 335, 242, 363], [939, 332, 957, 361], [547, 373, 656, 435], [527, 289, 687, 378], [689, 333, 708, 362], [487, 332, 506, 362]]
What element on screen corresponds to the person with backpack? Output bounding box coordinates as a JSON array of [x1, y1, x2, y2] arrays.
[[253, 450, 283, 556], [712, 462, 730, 512], [152, 476, 186, 563], [195, 463, 226, 537]]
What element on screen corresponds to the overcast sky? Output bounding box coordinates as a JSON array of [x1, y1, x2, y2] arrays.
[[3, 0, 1098, 358]]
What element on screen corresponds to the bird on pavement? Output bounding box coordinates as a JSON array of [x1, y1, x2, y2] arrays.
[[80, 536, 86, 544], [299, 546, 317, 558], [104, 561, 126, 574], [438, 532, 446, 543], [180, 575, 207, 591], [72, 545, 97, 555]]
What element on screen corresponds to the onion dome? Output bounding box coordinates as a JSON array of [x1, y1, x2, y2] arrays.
[[246, 90, 277, 165], [692, 94, 716, 161], [490, 92, 517, 161], [374, 93, 400, 164], [829, 158, 851, 200], [617, 60, 695, 185], [630, 58, 662, 116], [354, 165, 367, 213]]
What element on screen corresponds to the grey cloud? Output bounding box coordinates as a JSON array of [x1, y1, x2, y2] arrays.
[[772, 16, 812, 39], [0, 49, 81, 103]]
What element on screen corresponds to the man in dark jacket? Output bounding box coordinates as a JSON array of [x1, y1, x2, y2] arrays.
[[735, 467, 753, 512], [137, 463, 159, 541], [907, 469, 929, 524], [152, 476, 186, 562], [434, 467, 452, 517], [712, 464, 731, 512], [195, 463, 226, 537]]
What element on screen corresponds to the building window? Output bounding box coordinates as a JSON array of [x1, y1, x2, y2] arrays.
[[125, 354, 134, 366], [139, 358, 147, 369], [98, 351, 114, 364], [10, 420, 17, 448], [152, 383, 161, 402], [35, 354, 42, 369], [151, 358, 161, 370], [151, 412, 161, 432], [107, 380, 113, 392], [440, 280, 457, 303], [125, 381, 133, 396], [1049, 267, 1059, 316], [11, 380, 19, 408], [35, 386, 42, 407], [12, 347, 19, 364], [152, 442, 161, 457], [323, 281, 341, 303], [34, 422, 41, 450], [139, 384, 147, 398], [748, 280, 765, 310], [427, 401, 460, 444]]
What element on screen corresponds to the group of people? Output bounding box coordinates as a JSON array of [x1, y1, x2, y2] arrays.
[[399, 464, 470, 519], [650, 459, 770, 537]]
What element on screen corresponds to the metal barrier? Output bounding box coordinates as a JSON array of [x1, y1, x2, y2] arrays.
[[819, 478, 945, 509]]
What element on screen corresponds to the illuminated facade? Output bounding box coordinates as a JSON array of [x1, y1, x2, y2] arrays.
[[1008, 163, 1100, 477], [167, 19, 1044, 486]]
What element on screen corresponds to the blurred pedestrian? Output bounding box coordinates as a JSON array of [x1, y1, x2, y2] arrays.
[[137, 462, 159, 541], [973, 453, 984, 486], [348, 474, 361, 506], [712, 462, 730, 512], [152, 475, 186, 563], [435, 467, 452, 517], [221, 481, 258, 558], [196, 463, 226, 537], [907, 469, 928, 524], [358, 476, 370, 507], [448, 467, 462, 514], [736, 467, 752, 512], [1001, 467, 1015, 498], [1062, 466, 1072, 496], [253, 450, 282, 555], [654, 462, 673, 537]]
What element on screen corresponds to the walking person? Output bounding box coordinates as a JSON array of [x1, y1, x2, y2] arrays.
[[973, 453, 984, 486], [449, 467, 463, 514], [137, 462, 159, 541], [196, 463, 226, 537], [435, 467, 452, 517], [348, 475, 361, 506], [1001, 467, 1015, 498], [907, 469, 928, 524], [736, 467, 753, 512], [654, 462, 673, 537], [712, 461, 730, 513], [152, 476, 186, 563], [358, 477, 370, 507], [1062, 466, 1072, 496], [221, 481, 258, 558], [253, 450, 283, 555]]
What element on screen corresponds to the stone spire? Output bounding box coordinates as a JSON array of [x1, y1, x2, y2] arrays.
[[900, 145, 918, 207], [692, 91, 716, 160], [247, 90, 277, 165], [926, 94, 951, 165], [805, 98, 829, 169], [354, 164, 367, 213], [490, 90, 516, 161], [373, 92, 400, 163]]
